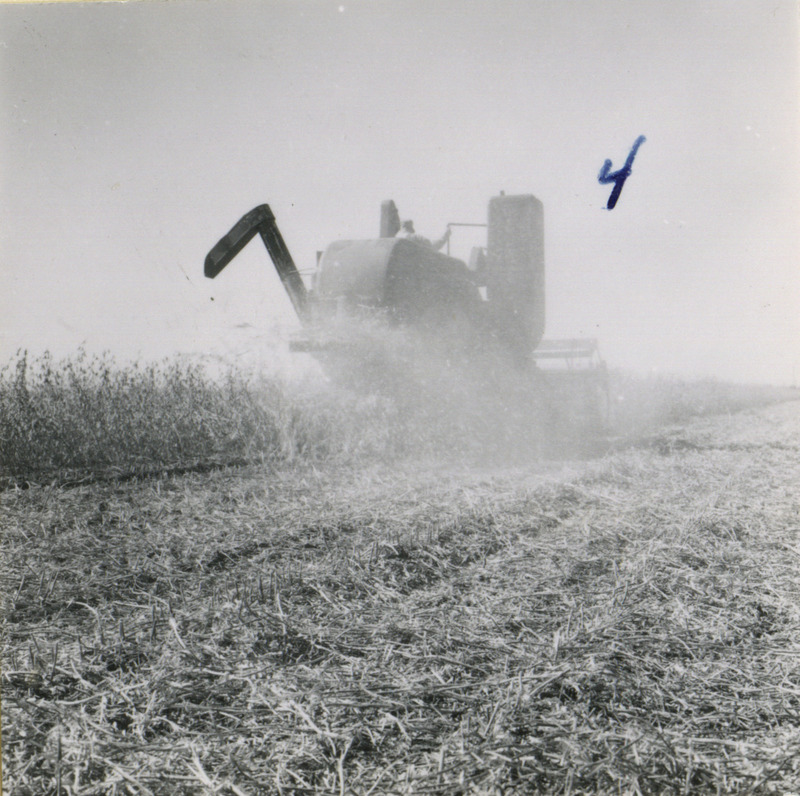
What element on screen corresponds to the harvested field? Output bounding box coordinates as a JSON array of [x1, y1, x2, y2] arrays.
[[3, 399, 800, 794]]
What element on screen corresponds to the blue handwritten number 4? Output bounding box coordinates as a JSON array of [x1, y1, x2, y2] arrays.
[[598, 135, 646, 209]]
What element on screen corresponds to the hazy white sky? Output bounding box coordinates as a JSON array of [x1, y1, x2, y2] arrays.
[[2, 0, 798, 382]]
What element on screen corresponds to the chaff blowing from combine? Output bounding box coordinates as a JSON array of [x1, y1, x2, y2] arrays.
[[204, 193, 610, 452]]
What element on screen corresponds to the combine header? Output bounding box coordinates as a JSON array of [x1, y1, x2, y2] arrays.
[[205, 194, 610, 441]]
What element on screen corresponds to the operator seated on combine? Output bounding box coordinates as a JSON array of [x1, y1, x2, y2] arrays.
[[395, 219, 451, 251]]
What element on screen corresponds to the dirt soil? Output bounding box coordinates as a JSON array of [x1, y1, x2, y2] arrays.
[[3, 401, 800, 794]]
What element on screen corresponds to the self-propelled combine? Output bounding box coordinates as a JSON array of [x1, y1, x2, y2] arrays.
[[205, 193, 609, 440]]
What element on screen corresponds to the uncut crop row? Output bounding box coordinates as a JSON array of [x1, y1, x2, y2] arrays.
[[1, 350, 795, 483]]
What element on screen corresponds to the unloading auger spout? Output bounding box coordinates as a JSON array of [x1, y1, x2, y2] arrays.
[[204, 204, 310, 324]]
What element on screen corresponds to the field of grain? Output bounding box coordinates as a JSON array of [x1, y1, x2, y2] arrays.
[[2, 354, 800, 794]]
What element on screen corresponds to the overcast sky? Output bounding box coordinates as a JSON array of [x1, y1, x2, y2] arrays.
[[2, 0, 798, 383]]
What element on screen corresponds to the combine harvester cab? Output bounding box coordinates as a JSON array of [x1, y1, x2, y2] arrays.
[[204, 194, 611, 445]]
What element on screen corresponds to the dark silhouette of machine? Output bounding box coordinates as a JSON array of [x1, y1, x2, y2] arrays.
[[204, 194, 609, 437]]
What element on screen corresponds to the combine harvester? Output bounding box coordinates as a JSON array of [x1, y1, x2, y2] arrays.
[[204, 194, 610, 450]]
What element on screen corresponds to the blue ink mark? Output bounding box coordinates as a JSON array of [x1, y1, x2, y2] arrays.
[[598, 135, 646, 209]]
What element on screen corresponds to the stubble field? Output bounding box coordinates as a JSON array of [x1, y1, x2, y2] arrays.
[[2, 354, 800, 794]]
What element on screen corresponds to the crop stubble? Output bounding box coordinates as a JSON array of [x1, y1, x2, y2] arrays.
[[3, 401, 800, 794]]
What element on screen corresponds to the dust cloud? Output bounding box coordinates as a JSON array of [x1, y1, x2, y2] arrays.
[[266, 317, 611, 465], [201, 312, 798, 471]]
